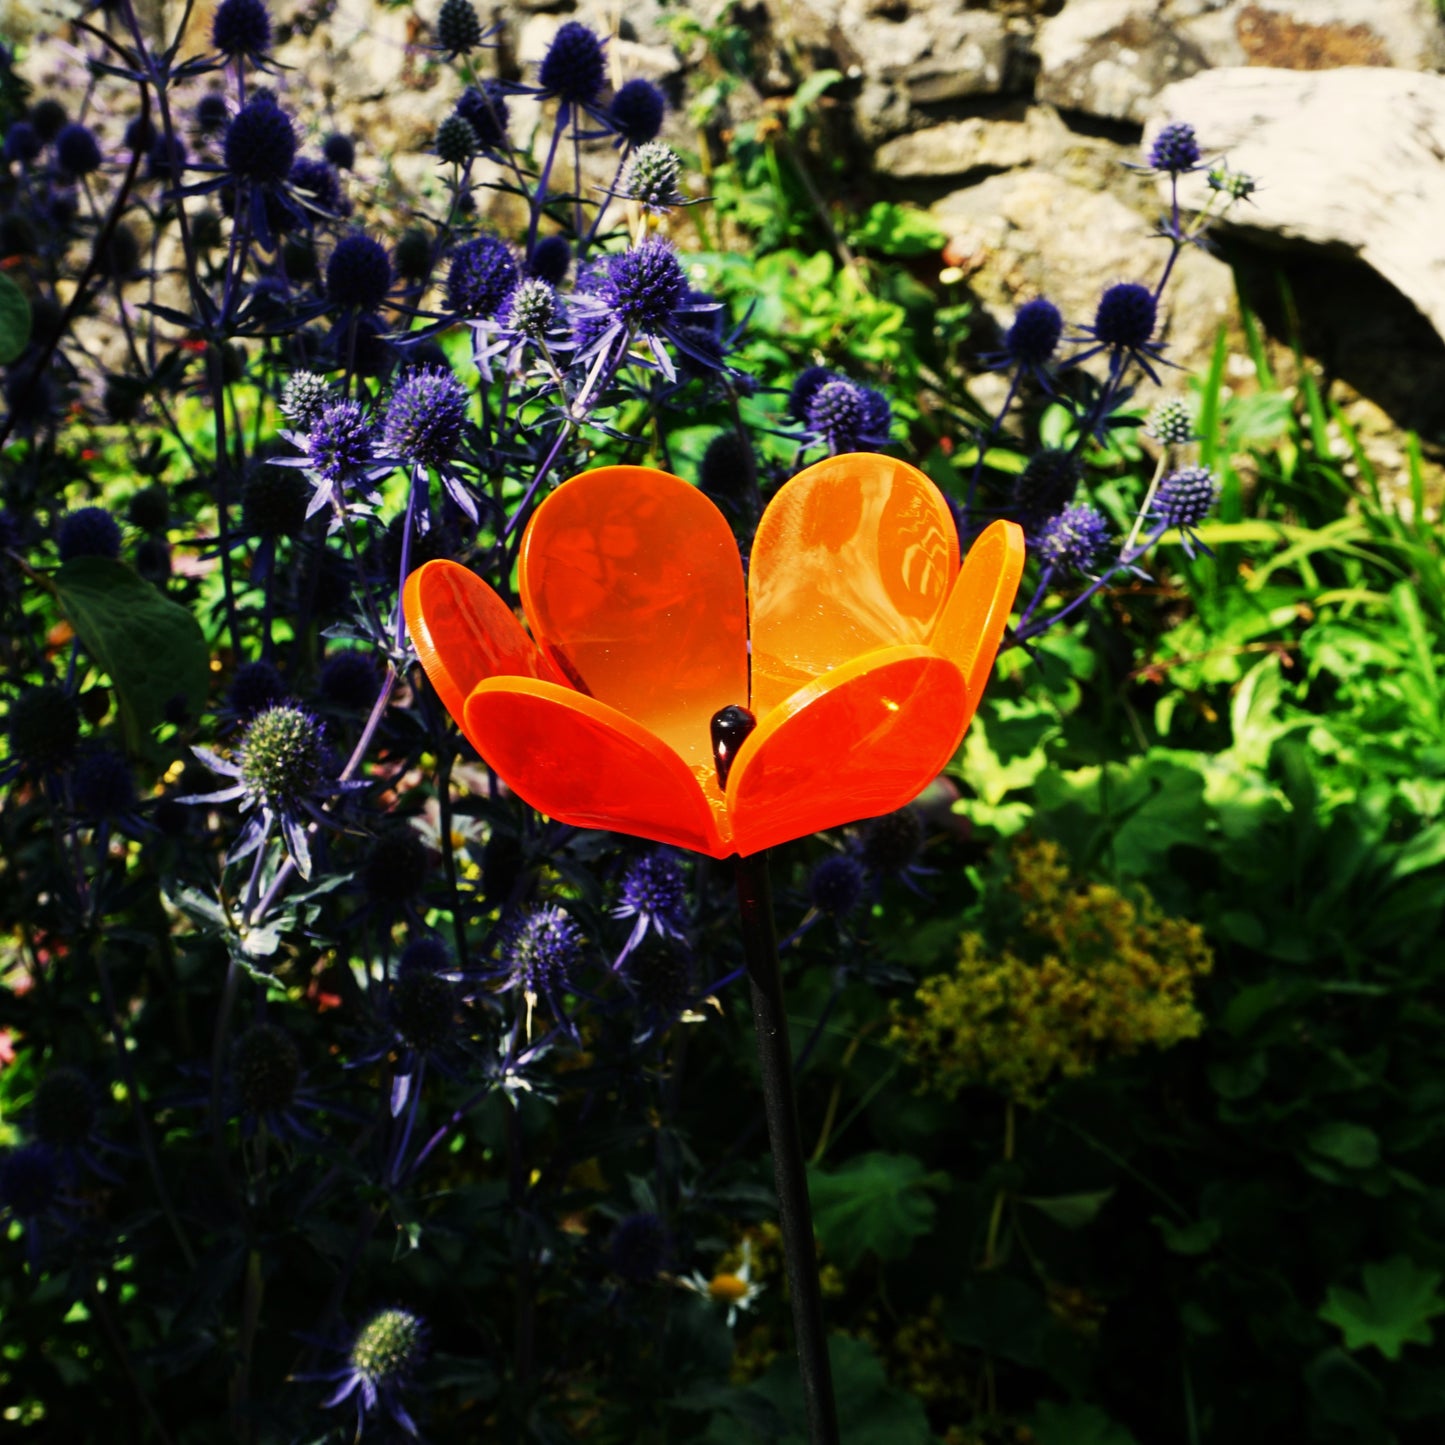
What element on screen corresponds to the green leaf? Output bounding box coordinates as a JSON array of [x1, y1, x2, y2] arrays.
[[0, 271, 31, 365], [53, 556, 209, 759], [702, 1335, 930, 1445], [847, 201, 946, 258], [1306, 1121, 1381, 1171], [1030, 1400, 1139, 1445], [1019, 1189, 1115, 1230], [1151, 1214, 1221, 1256], [1319, 1257, 1445, 1360], [807, 1152, 944, 1269]]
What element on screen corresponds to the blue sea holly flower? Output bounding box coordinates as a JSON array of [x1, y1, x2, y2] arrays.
[[809, 853, 865, 919], [212, 0, 272, 61], [55, 122, 101, 176], [227, 659, 290, 721], [69, 746, 142, 829], [453, 82, 510, 153], [1070, 281, 1167, 384], [184, 704, 362, 878], [1000, 296, 1063, 381], [323, 132, 355, 169], [380, 366, 478, 522], [327, 232, 392, 313], [613, 851, 688, 969], [229, 1020, 324, 1141], [499, 903, 585, 1037], [609, 78, 666, 148], [273, 397, 386, 524], [537, 21, 607, 110], [860, 807, 927, 883], [1148, 120, 1202, 175], [787, 364, 836, 422], [435, 113, 477, 166], [1014, 449, 1083, 530], [1038, 503, 1110, 576], [435, 0, 492, 57], [4, 120, 41, 166], [224, 97, 296, 185], [4, 684, 81, 782], [319, 649, 379, 711], [805, 378, 892, 455], [196, 92, 230, 134], [623, 141, 685, 212], [571, 239, 719, 382], [57, 505, 122, 561], [529, 234, 571, 284], [1150, 464, 1218, 556], [289, 156, 347, 220], [447, 235, 519, 320]]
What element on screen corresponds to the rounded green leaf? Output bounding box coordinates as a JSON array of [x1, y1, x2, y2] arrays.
[[0, 271, 31, 366]]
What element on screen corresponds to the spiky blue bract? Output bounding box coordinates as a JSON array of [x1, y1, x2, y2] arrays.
[[505, 904, 584, 996], [307, 400, 374, 485], [381, 367, 469, 468], [600, 239, 688, 330]]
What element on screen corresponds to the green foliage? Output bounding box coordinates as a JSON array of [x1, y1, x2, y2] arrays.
[[0, 270, 31, 364], [51, 556, 209, 759], [1319, 1258, 1445, 1361], [806, 1152, 945, 1268]]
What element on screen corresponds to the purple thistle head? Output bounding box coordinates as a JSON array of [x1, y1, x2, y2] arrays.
[[454, 82, 509, 152], [319, 649, 379, 710], [504, 904, 584, 998], [436, 0, 484, 56], [601, 239, 689, 331], [212, 0, 271, 58], [618, 853, 687, 934], [225, 97, 296, 184], [390, 958, 458, 1054], [609, 78, 666, 147], [306, 399, 374, 485], [538, 21, 606, 107], [29, 99, 67, 144], [787, 365, 835, 422], [1153, 465, 1217, 531], [229, 659, 289, 719], [1093, 283, 1156, 351], [196, 92, 230, 134], [1014, 449, 1083, 528], [860, 808, 924, 876], [4, 121, 41, 166], [529, 234, 571, 285], [0, 1143, 58, 1219], [233, 1021, 301, 1116], [57, 506, 122, 562], [290, 157, 345, 216], [1005, 297, 1063, 369], [147, 134, 188, 183], [807, 379, 890, 453], [1149, 121, 1201, 175], [609, 1212, 670, 1283], [381, 367, 469, 468], [327, 233, 392, 312], [55, 122, 101, 176], [1038, 504, 1110, 575], [70, 746, 136, 821], [322, 132, 355, 170], [447, 235, 519, 319], [242, 467, 310, 538], [32, 1067, 97, 1150], [808, 853, 865, 918], [7, 686, 81, 776]]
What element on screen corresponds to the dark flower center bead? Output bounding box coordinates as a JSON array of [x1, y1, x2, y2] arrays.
[[710, 704, 756, 788]]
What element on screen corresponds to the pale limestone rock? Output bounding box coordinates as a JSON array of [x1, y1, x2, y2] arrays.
[[933, 168, 1235, 381], [1151, 66, 1445, 346]]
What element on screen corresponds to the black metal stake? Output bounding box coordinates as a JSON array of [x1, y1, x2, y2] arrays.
[[734, 850, 840, 1445]]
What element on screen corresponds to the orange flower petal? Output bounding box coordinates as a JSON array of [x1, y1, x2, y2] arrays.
[[519, 466, 749, 779], [463, 677, 732, 858], [403, 560, 560, 736], [929, 519, 1026, 734], [726, 646, 967, 857], [748, 453, 961, 719]]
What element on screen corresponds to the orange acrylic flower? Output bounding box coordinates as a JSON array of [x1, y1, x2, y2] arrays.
[[403, 452, 1025, 859]]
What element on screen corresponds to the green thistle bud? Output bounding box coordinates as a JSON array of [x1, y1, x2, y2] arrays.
[[233, 1022, 301, 1115], [239, 705, 325, 809], [623, 141, 684, 212], [33, 1067, 96, 1148], [350, 1308, 428, 1389], [435, 113, 477, 166], [506, 278, 557, 339], [280, 370, 333, 428], [1145, 397, 1194, 446]]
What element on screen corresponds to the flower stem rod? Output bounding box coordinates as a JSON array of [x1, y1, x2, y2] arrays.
[[733, 851, 839, 1445]]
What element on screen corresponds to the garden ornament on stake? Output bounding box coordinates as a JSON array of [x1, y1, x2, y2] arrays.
[[404, 452, 1025, 1444]]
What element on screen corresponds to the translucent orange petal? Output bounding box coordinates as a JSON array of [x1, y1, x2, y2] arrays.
[[748, 453, 961, 720], [403, 560, 560, 736], [463, 677, 732, 858], [518, 465, 749, 779], [725, 646, 967, 857], [929, 519, 1026, 734]]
